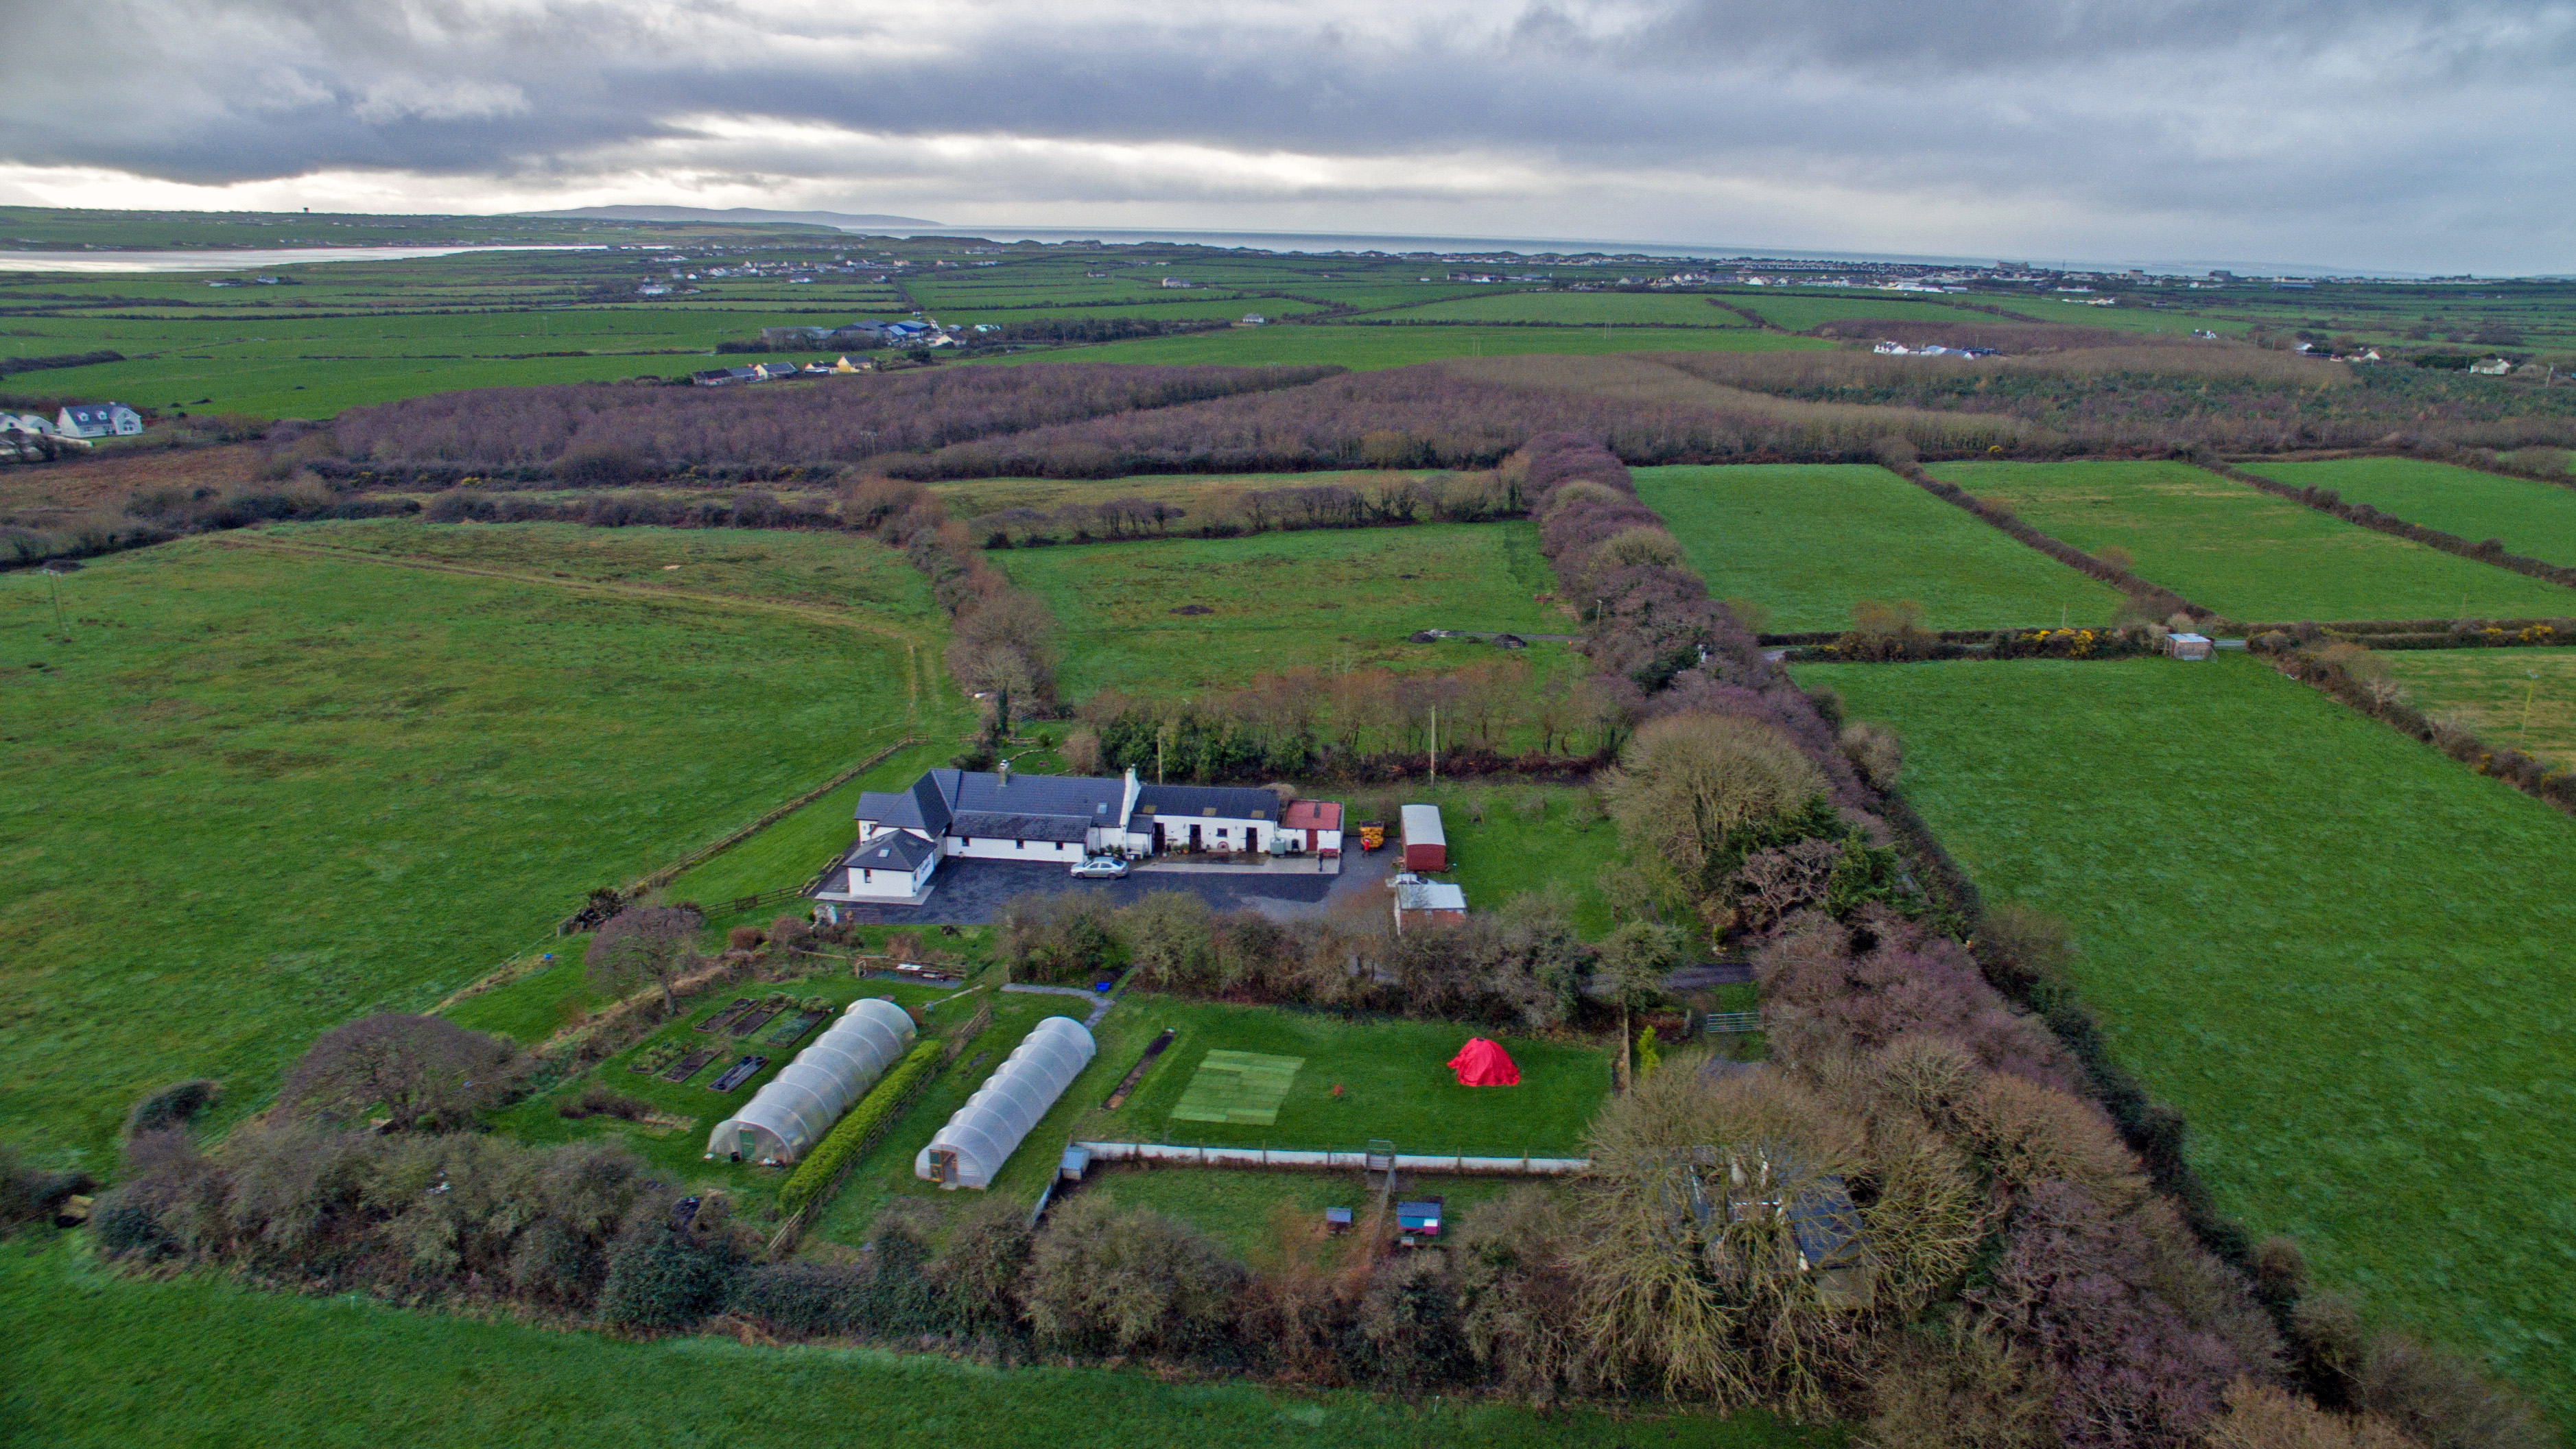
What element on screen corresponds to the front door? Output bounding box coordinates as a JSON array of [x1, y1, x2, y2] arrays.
[[1189, 823, 1203, 851]]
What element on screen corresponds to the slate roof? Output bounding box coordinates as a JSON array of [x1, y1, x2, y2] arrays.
[[858, 769, 1124, 840], [1130, 783, 1277, 821], [847, 831, 938, 871], [950, 812, 1089, 843]]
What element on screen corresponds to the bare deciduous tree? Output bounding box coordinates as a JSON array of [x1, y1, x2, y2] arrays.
[[281, 1014, 521, 1131], [584, 905, 705, 1020]]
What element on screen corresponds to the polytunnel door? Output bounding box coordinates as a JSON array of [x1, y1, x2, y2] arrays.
[[929, 1148, 960, 1186], [737, 1127, 757, 1162]]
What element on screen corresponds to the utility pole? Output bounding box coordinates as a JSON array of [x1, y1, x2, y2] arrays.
[[1429, 707, 1438, 786]]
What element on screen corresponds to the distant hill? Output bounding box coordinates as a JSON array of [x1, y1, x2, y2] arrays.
[[521, 206, 941, 231]]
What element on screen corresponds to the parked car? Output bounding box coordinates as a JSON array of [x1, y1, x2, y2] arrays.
[[1070, 856, 1131, 879]]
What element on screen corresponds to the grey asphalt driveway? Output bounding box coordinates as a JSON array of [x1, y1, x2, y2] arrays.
[[823, 849, 1399, 926]]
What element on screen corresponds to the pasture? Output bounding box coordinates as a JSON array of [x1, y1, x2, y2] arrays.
[[1094, 996, 1611, 1157], [989, 521, 1570, 696], [2381, 646, 2576, 772], [0, 529, 938, 1168], [2243, 458, 2576, 569], [1364, 292, 1756, 327], [1633, 463, 2129, 632], [0, 1238, 1821, 1449], [1723, 292, 2002, 332], [1930, 460, 2576, 622], [1799, 654, 2576, 1419]]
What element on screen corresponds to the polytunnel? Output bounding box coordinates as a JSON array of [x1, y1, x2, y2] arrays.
[[706, 997, 916, 1164], [917, 1015, 1096, 1188]]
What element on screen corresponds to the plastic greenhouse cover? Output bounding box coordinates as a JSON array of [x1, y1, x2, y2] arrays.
[[917, 1015, 1096, 1188], [707, 997, 915, 1162]]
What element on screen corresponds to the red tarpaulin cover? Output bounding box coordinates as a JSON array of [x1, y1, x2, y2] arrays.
[[1447, 1038, 1520, 1087]]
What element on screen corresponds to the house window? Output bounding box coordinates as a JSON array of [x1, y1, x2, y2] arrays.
[[862, 868, 873, 882], [1015, 839, 1025, 849]]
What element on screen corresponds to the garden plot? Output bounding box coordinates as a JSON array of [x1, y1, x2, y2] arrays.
[[2241, 458, 2576, 569], [1798, 653, 2576, 1420], [1930, 460, 2576, 622], [1634, 463, 2127, 632]]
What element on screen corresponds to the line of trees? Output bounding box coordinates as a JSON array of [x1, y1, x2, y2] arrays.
[[324, 364, 1344, 476], [967, 469, 1524, 547], [1063, 660, 1633, 783]]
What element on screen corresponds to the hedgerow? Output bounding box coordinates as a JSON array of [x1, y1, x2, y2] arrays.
[[777, 1040, 947, 1214]]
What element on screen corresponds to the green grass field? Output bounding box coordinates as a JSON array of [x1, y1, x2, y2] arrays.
[[0, 1238, 1825, 1449], [1362, 292, 1755, 327], [0, 528, 945, 1169], [270, 518, 938, 619], [1633, 463, 2129, 632], [1096, 996, 1610, 1157], [2242, 458, 2576, 570], [1930, 460, 2576, 622], [2381, 646, 2576, 771], [1723, 293, 2002, 332], [1797, 655, 2576, 1419], [991, 522, 1570, 696]]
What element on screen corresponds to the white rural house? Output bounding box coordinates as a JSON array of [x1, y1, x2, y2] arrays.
[[812, 766, 1316, 916], [56, 402, 141, 438]]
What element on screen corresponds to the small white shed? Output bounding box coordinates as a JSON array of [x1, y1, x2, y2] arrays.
[[2166, 632, 2213, 661]]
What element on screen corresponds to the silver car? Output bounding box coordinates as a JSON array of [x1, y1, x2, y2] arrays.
[[1070, 855, 1131, 879]]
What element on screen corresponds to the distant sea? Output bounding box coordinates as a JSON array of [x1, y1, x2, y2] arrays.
[[0, 245, 602, 274], [873, 226, 2399, 278]]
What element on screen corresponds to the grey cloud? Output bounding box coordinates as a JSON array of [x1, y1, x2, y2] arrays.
[[1, 0, 2569, 270]]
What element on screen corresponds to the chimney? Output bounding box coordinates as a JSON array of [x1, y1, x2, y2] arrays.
[[996, 760, 1010, 786]]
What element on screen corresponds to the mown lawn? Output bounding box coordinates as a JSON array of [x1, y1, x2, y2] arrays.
[[1931, 460, 2576, 622], [1094, 996, 1611, 1159], [0, 1238, 1829, 1449], [1634, 463, 2128, 632], [1798, 654, 2576, 1420], [2241, 458, 2576, 572], [991, 521, 1571, 697], [2381, 645, 2576, 772], [0, 531, 940, 1169]]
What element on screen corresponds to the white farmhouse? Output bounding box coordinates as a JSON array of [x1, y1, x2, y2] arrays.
[[812, 766, 1316, 917], [56, 402, 142, 438]]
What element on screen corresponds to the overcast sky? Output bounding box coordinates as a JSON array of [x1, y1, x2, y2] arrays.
[[2, 0, 2570, 272]]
